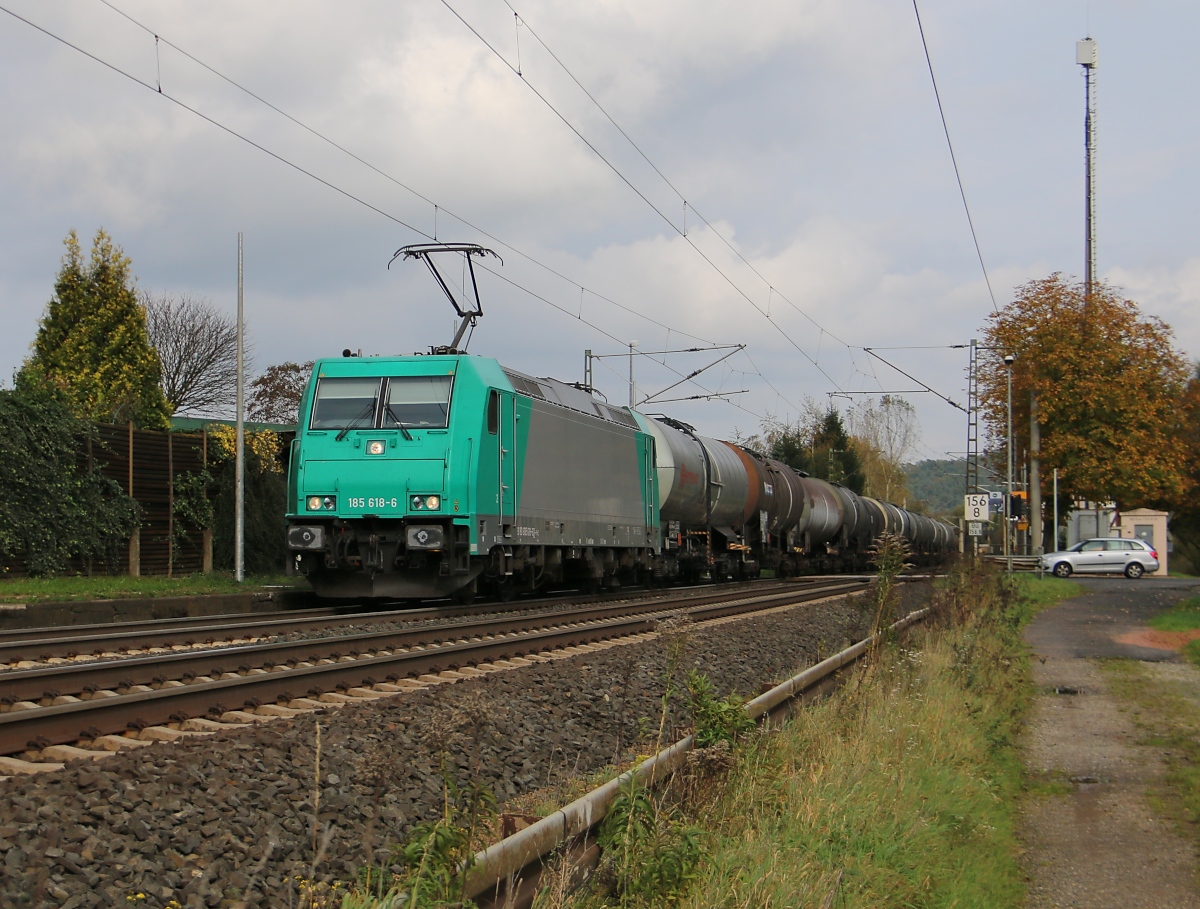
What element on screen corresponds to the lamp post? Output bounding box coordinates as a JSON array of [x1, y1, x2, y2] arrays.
[[1004, 353, 1015, 573]]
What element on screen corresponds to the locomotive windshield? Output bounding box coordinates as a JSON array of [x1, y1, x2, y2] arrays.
[[309, 375, 453, 431], [383, 376, 453, 428], [310, 377, 381, 429]]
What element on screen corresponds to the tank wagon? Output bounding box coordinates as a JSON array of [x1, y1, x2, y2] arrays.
[[285, 354, 957, 600]]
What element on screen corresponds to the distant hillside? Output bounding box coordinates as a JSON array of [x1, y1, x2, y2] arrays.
[[904, 459, 1000, 518]]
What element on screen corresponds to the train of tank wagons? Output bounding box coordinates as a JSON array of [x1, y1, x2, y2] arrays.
[[283, 352, 958, 601]]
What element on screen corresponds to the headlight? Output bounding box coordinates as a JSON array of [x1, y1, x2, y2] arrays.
[[425, 495, 440, 510], [307, 495, 336, 511], [410, 495, 424, 510], [409, 494, 441, 511], [367, 440, 385, 455]]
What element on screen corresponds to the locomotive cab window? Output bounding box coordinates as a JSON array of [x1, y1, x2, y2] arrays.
[[383, 376, 453, 429], [310, 377, 382, 430], [487, 390, 499, 434]]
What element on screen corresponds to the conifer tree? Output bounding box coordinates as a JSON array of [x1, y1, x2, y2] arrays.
[[811, 409, 865, 494], [765, 407, 865, 494], [19, 229, 171, 428]]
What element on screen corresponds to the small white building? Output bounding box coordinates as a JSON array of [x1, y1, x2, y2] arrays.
[[1066, 507, 1168, 576], [1114, 509, 1169, 576]]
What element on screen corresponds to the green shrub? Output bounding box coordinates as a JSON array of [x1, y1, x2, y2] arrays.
[[594, 776, 703, 907], [0, 386, 139, 574], [685, 672, 754, 749]]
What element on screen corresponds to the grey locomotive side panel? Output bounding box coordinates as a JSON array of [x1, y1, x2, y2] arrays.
[[518, 400, 647, 543]]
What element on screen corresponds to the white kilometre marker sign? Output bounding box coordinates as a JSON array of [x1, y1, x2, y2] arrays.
[[964, 494, 990, 522]]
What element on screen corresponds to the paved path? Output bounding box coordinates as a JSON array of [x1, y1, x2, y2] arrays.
[[1021, 577, 1200, 909]]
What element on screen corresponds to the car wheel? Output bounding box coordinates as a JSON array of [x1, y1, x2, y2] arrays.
[[1124, 562, 1145, 579], [1052, 562, 1072, 578]]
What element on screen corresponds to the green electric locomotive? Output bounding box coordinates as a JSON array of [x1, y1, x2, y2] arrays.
[[285, 353, 661, 600]]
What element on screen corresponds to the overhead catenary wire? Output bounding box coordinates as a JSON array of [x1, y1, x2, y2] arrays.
[[85, 0, 826, 418], [92, 0, 718, 350], [4, 2, 775, 413], [8, 2, 949, 428], [493, 0, 856, 350], [436, 0, 855, 395], [0, 3, 428, 236], [488, 0, 1004, 402], [861, 348, 967, 413], [591, 355, 766, 421], [481, 1, 976, 417], [911, 0, 999, 315], [93, 0, 885, 416]]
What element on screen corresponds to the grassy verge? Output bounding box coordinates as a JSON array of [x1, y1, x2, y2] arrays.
[[1148, 596, 1200, 632], [1146, 596, 1200, 666], [1009, 574, 1083, 611], [0, 573, 301, 603], [528, 563, 1081, 909], [1102, 660, 1200, 852]]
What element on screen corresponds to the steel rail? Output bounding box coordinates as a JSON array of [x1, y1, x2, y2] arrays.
[[465, 604, 933, 907], [0, 580, 865, 756], [0, 578, 814, 665], [0, 604, 340, 648], [0, 581, 857, 704]]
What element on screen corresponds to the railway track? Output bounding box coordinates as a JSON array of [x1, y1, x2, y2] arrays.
[[0, 578, 868, 769], [0, 577, 842, 668]]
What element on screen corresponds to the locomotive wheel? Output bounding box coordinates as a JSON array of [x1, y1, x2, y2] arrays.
[[496, 578, 516, 602]]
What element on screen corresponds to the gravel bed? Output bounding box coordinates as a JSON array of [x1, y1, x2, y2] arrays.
[[0, 584, 927, 907]]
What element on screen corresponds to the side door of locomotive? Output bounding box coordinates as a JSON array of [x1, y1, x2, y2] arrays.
[[482, 388, 517, 537], [643, 435, 659, 541], [499, 391, 516, 532]]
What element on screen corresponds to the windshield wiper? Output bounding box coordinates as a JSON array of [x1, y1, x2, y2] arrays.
[[335, 400, 377, 441], [385, 404, 414, 440]]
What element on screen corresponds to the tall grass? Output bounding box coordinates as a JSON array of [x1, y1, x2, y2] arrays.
[[675, 574, 1026, 907], [551, 562, 1059, 909]]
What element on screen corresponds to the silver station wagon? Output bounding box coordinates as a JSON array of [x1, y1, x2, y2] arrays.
[[1040, 538, 1160, 579]]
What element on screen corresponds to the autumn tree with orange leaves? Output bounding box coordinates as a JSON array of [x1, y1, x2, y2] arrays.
[[978, 274, 1190, 512]]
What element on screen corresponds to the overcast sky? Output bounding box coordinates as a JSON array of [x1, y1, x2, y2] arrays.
[[1, 0, 1196, 463]]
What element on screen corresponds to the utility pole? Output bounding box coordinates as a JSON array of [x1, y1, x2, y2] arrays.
[[965, 338, 979, 498], [628, 341, 638, 407], [1053, 469, 1059, 552], [962, 339, 983, 559], [1030, 392, 1042, 554], [1004, 354, 1015, 573], [235, 233, 245, 584], [1078, 37, 1098, 297]]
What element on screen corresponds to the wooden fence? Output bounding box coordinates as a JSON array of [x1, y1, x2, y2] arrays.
[[3, 424, 212, 578], [91, 423, 212, 577]]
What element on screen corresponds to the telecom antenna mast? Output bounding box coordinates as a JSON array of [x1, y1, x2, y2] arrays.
[[1077, 37, 1098, 296]]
